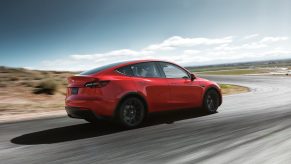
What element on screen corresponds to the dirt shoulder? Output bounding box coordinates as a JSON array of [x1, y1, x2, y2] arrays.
[[197, 68, 291, 76], [0, 66, 74, 123], [219, 84, 250, 95]]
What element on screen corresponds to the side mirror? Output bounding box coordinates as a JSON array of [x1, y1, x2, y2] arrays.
[[190, 73, 196, 81]]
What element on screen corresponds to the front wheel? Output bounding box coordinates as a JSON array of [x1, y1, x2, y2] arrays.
[[116, 97, 146, 128], [202, 90, 220, 114]]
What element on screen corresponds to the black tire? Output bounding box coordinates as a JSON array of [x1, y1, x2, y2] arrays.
[[202, 90, 220, 114], [116, 97, 146, 128]]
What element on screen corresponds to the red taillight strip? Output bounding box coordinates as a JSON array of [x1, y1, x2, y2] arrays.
[[84, 80, 110, 88]]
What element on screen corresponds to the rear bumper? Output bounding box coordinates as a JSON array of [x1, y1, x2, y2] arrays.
[[65, 106, 96, 119], [65, 95, 117, 116]]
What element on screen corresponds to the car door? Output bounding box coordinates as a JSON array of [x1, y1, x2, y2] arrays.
[[158, 62, 203, 109], [130, 62, 170, 112]]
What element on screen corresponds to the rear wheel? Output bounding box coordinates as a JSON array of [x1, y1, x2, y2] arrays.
[[116, 97, 146, 128], [202, 90, 220, 113]]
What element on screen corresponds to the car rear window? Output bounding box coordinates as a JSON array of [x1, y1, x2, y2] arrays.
[[80, 62, 124, 75]]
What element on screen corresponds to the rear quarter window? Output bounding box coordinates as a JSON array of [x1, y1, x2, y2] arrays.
[[116, 66, 134, 76]]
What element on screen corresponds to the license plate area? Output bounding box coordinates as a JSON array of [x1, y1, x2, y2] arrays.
[[71, 87, 79, 95]]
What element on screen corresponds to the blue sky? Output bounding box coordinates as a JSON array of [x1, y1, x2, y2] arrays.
[[0, 0, 291, 70]]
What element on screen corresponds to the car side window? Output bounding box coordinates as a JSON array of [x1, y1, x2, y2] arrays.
[[131, 62, 161, 78], [159, 62, 189, 78], [116, 66, 134, 76]]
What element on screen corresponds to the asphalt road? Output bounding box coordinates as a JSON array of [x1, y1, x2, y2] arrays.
[[1, 75, 291, 164]]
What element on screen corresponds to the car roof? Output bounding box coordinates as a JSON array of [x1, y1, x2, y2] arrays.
[[80, 59, 185, 76], [113, 59, 173, 68]]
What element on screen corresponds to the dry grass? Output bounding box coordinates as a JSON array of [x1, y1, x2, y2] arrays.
[[0, 66, 76, 116], [33, 79, 58, 95], [198, 69, 270, 75], [219, 84, 249, 95]]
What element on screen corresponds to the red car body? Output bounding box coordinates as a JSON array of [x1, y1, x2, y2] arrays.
[[65, 60, 222, 126]]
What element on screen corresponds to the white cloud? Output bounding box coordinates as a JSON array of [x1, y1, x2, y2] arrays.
[[38, 35, 291, 71], [71, 49, 141, 60], [260, 37, 288, 43], [144, 45, 175, 51], [215, 42, 267, 51], [263, 50, 291, 56], [23, 66, 34, 70], [144, 36, 233, 51], [184, 50, 200, 55], [241, 42, 267, 49], [243, 34, 259, 40]]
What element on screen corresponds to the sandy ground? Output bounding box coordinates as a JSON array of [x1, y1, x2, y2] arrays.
[[0, 87, 67, 123], [0, 110, 66, 124]]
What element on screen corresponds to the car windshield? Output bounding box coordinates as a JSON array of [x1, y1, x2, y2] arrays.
[[79, 61, 125, 75]]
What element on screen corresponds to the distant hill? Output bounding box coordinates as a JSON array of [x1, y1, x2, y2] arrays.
[[186, 58, 291, 72]]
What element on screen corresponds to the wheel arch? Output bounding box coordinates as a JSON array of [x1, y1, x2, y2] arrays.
[[204, 86, 222, 106], [114, 92, 148, 118]]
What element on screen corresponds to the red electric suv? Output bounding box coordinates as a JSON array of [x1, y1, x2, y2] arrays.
[[65, 60, 222, 128]]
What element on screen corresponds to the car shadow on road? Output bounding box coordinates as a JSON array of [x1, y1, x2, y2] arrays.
[[11, 109, 214, 145]]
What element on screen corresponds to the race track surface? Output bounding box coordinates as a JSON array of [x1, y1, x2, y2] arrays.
[[1, 75, 291, 164]]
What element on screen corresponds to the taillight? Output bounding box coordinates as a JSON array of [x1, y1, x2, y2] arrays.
[[84, 80, 110, 88]]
